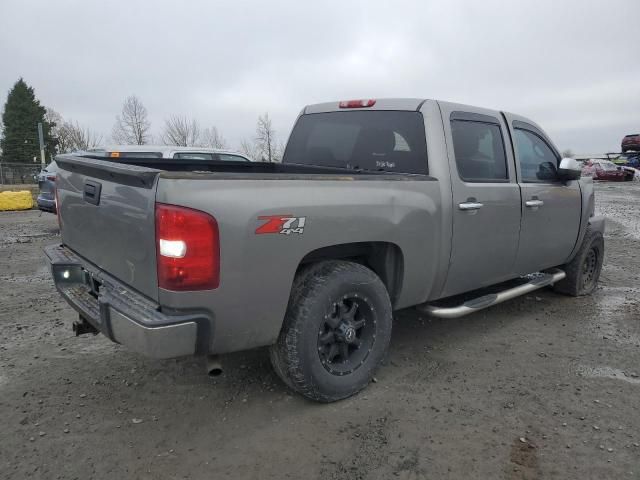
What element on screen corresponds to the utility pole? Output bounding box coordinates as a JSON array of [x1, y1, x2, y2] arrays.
[[37, 122, 45, 167]]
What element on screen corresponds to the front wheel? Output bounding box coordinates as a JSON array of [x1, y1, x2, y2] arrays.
[[554, 227, 604, 296], [270, 260, 392, 402]]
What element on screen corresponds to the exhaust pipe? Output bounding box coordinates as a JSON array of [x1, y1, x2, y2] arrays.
[[206, 355, 223, 377]]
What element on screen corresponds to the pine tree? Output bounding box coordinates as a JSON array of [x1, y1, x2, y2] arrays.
[[0, 78, 56, 163]]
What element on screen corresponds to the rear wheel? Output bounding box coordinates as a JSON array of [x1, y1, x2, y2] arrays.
[[269, 261, 392, 402], [554, 227, 604, 296]]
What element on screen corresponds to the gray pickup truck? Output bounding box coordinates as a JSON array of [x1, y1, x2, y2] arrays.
[[46, 98, 605, 402]]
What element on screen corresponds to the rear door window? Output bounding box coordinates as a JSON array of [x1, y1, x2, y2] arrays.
[[218, 154, 249, 162], [173, 152, 215, 160], [283, 111, 428, 174], [450, 120, 508, 182]]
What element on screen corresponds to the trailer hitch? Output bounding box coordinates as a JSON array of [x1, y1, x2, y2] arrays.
[[73, 316, 99, 336]]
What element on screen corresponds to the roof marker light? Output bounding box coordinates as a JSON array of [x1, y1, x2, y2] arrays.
[[338, 99, 376, 108]]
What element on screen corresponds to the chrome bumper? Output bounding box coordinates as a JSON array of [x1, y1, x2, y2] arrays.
[[45, 244, 208, 358]]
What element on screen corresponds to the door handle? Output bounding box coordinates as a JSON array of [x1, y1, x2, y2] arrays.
[[83, 180, 102, 206], [458, 202, 483, 211], [525, 199, 544, 208]]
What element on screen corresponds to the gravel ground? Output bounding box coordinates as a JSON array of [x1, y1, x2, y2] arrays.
[[1, 183, 639, 479]]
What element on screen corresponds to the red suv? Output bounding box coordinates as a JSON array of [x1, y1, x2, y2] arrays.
[[622, 134, 640, 152]]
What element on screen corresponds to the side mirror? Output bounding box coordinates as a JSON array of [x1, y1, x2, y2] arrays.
[[558, 157, 582, 181]]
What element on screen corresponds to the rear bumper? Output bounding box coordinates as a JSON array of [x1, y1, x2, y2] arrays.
[[37, 196, 56, 213], [44, 244, 210, 358]]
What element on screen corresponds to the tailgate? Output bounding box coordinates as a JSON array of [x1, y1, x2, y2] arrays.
[[55, 155, 161, 301]]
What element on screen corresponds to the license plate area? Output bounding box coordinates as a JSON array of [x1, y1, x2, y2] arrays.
[[51, 264, 102, 299], [82, 269, 102, 298]]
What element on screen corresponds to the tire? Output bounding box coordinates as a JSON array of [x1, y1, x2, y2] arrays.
[[554, 227, 604, 296], [269, 260, 392, 402]]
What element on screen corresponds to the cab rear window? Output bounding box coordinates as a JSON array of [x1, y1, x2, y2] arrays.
[[283, 111, 428, 174]]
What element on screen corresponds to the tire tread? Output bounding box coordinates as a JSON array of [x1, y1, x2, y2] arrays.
[[269, 261, 391, 402], [554, 226, 604, 296]]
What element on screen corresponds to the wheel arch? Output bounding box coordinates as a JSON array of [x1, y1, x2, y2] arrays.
[[297, 241, 405, 307]]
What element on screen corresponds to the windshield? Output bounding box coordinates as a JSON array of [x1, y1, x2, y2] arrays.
[[283, 111, 428, 174]]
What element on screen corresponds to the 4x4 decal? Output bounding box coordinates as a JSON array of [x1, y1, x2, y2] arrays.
[[256, 215, 306, 235]]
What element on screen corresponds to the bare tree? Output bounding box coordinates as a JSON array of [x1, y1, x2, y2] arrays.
[[42, 109, 103, 154], [45, 108, 64, 156], [56, 122, 73, 153], [274, 140, 285, 162], [161, 115, 201, 146], [58, 121, 103, 152], [200, 126, 227, 149], [255, 113, 277, 162], [45, 108, 63, 130], [561, 149, 575, 158], [239, 138, 262, 161], [112, 95, 151, 145]]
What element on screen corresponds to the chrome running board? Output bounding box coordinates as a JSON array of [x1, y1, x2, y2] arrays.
[[418, 268, 566, 319]]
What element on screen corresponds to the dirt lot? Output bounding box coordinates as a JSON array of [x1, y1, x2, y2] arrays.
[[1, 183, 639, 479]]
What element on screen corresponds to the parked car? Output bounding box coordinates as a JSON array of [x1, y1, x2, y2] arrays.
[[612, 153, 640, 169], [622, 134, 640, 153], [620, 165, 639, 181], [37, 147, 251, 214], [46, 98, 605, 402], [581, 159, 630, 181], [90, 145, 252, 163], [36, 161, 59, 213]]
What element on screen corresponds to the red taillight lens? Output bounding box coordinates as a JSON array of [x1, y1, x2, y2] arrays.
[[155, 203, 220, 291], [338, 99, 376, 108], [46, 174, 57, 181]]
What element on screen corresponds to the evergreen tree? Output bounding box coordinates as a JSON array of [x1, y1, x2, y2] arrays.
[[0, 78, 56, 163]]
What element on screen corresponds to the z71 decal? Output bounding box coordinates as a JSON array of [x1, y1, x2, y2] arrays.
[[256, 215, 306, 235]]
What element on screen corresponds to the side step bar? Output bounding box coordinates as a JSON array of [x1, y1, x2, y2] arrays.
[[418, 268, 566, 319]]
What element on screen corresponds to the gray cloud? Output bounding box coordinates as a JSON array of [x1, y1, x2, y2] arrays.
[[1, 0, 637, 153]]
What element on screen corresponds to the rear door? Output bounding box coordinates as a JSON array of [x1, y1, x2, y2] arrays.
[[438, 102, 522, 297], [504, 115, 581, 274]]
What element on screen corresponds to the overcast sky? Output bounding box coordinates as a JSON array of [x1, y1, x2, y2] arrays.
[[1, 0, 638, 154]]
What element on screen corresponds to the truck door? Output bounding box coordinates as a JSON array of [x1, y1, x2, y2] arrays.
[[438, 103, 522, 298], [503, 115, 582, 274]]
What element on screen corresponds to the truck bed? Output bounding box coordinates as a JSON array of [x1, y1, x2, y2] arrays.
[[54, 154, 438, 309], [73, 154, 419, 176]]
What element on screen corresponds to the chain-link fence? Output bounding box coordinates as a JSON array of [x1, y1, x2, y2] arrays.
[[0, 162, 43, 185]]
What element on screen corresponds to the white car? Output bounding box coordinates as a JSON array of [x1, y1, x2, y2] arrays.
[[86, 145, 251, 162]]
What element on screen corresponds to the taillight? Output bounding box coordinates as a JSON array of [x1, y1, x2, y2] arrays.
[[338, 99, 376, 108], [46, 174, 56, 182], [155, 203, 220, 291]]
